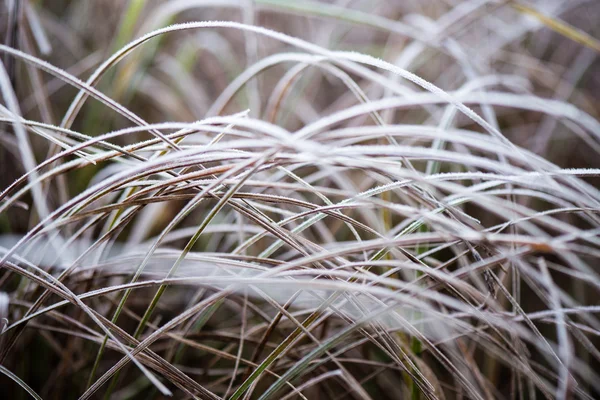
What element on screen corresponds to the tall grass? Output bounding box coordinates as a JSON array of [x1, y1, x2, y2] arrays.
[[0, 0, 599, 399]]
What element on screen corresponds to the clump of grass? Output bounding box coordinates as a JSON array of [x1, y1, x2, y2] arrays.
[[0, 1, 599, 399]]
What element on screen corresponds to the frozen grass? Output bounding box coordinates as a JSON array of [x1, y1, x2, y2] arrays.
[[0, 0, 599, 399]]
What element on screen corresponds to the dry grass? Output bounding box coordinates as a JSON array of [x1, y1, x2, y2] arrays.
[[0, 1, 599, 399]]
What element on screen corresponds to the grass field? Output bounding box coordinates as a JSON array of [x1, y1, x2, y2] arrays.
[[0, 1, 599, 399]]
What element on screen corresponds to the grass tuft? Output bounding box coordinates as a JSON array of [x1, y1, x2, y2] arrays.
[[0, 1, 599, 399]]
